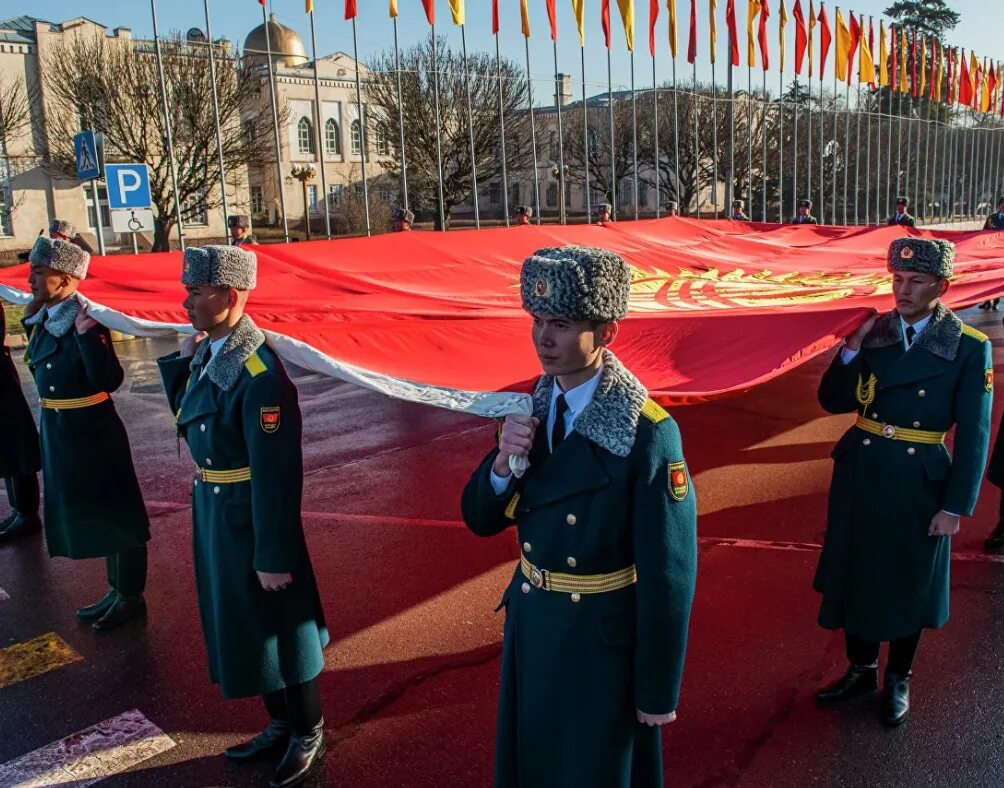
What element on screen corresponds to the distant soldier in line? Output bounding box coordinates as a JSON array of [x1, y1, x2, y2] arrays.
[[597, 203, 613, 224], [228, 215, 258, 247], [731, 199, 750, 221], [515, 206, 533, 226], [49, 219, 75, 242], [391, 208, 414, 232], [792, 199, 819, 225], [886, 196, 916, 227], [984, 197, 1004, 231], [665, 201, 679, 217]]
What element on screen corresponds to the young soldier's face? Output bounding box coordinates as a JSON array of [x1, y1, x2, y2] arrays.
[[531, 314, 615, 377], [892, 271, 949, 320], [183, 285, 234, 332], [231, 226, 247, 241], [28, 265, 73, 303], [799, 206, 809, 216]]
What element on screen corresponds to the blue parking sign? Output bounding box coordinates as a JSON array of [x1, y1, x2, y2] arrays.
[[73, 131, 102, 181], [105, 164, 153, 210]]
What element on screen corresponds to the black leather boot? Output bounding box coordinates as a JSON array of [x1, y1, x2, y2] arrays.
[[815, 664, 878, 706], [0, 512, 41, 542], [224, 719, 291, 762], [270, 721, 326, 788], [92, 594, 146, 631], [985, 519, 1004, 552], [76, 590, 118, 620], [882, 671, 911, 726]]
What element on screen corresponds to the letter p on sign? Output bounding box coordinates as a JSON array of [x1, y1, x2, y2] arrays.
[[105, 164, 152, 210]]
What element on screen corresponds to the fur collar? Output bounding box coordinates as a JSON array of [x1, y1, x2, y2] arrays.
[[862, 302, 962, 361], [23, 293, 82, 338], [190, 314, 266, 391], [531, 349, 650, 457]]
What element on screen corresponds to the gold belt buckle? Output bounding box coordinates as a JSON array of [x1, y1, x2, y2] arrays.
[[195, 467, 208, 482], [530, 567, 548, 590], [881, 424, 897, 439]]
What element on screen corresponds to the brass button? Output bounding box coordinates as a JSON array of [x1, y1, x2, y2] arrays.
[[918, 389, 926, 397], [566, 514, 577, 526], [200, 424, 206, 432], [522, 542, 532, 553], [521, 582, 531, 594], [862, 438, 872, 446], [570, 593, 581, 603], [907, 447, 916, 455], [213, 485, 221, 494], [566, 557, 577, 568]]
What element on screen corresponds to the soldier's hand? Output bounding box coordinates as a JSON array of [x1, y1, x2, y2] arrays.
[[257, 571, 293, 591], [74, 301, 98, 334], [180, 330, 209, 358], [928, 511, 961, 537], [492, 415, 540, 477], [845, 309, 879, 351], [24, 296, 46, 319], [636, 709, 677, 726]]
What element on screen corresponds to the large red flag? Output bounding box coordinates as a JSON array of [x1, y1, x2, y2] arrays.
[[345, 0, 357, 19], [602, 0, 612, 48], [846, 12, 860, 84], [818, 4, 831, 78], [726, 0, 740, 66], [546, 0, 558, 40], [757, 0, 770, 71], [687, 0, 697, 63], [959, 50, 971, 107], [650, 0, 659, 56], [792, 0, 806, 75]]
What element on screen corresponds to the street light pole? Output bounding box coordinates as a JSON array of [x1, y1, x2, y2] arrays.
[[290, 163, 316, 241]]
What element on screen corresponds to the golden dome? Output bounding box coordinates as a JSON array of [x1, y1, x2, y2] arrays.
[[243, 14, 308, 68]]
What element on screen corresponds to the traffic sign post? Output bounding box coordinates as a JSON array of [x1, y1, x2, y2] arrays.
[[105, 163, 153, 254], [73, 131, 106, 256]]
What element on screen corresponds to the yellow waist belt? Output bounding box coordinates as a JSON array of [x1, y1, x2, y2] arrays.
[[520, 554, 637, 594], [194, 465, 251, 483], [40, 392, 110, 410], [855, 416, 946, 445]]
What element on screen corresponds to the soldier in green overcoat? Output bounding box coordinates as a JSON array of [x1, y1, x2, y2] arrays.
[[22, 237, 150, 630], [461, 246, 699, 787], [792, 199, 819, 225], [886, 196, 917, 227], [158, 245, 328, 788], [813, 237, 992, 726], [731, 199, 751, 221]]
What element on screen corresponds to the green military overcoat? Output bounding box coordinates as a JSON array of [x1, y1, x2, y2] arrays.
[[815, 303, 993, 642], [0, 300, 41, 478], [461, 351, 698, 788], [22, 294, 149, 558], [158, 315, 329, 699]]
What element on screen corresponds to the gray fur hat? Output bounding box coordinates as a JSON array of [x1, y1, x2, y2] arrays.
[[733, 199, 745, 208], [887, 238, 954, 279], [49, 218, 76, 238], [896, 195, 910, 207], [393, 208, 414, 223], [666, 201, 679, 210], [182, 245, 257, 290], [228, 215, 250, 229], [799, 199, 812, 208], [516, 205, 533, 217], [29, 236, 89, 279], [520, 245, 630, 322], [597, 203, 613, 213]]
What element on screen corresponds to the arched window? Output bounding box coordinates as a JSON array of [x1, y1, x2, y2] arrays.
[[351, 120, 362, 155], [325, 118, 341, 155], [297, 117, 314, 155], [376, 125, 389, 156]]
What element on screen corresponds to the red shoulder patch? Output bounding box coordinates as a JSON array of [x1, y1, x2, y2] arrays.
[[260, 406, 281, 433]]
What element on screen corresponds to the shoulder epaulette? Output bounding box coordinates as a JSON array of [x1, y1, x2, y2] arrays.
[[640, 398, 669, 424], [244, 352, 267, 377], [962, 324, 989, 343]]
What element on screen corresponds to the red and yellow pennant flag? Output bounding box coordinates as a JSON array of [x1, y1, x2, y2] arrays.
[[726, 0, 740, 66], [746, 0, 760, 68], [807, 0, 815, 77], [859, 15, 875, 87], [846, 12, 861, 84], [778, 0, 787, 72], [946, 47, 955, 104], [521, 0, 531, 37], [422, 0, 435, 24], [710, 0, 718, 65], [306, 0, 314, 12], [757, 0, 770, 71], [546, 0, 557, 40], [688, 0, 698, 63], [650, 0, 659, 56], [935, 42, 944, 102], [878, 20, 888, 87], [919, 35, 926, 97], [986, 61, 997, 113], [833, 8, 849, 82], [818, 3, 831, 79], [573, 0, 586, 45], [668, 0, 678, 57], [602, 0, 611, 47], [889, 24, 898, 91], [909, 31, 918, 97], [258, 0, 266, 6], [448, 0, 464, 25], [792, 0, 806, 75], [345, 0, 357, 19], [618, 0, 636, 51], [970, 51, 980, 108], [959, 50, 972, 106], [898, 27, 907, 93]]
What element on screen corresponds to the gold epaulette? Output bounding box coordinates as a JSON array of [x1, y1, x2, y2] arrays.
[[962, 324, 989, 343], [244, 353, 267, 377], [640, 398, 669, 424]]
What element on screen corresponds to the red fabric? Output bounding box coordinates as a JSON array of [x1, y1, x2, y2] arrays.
[[757, 0, 769, 71], [929, 38, 937, 100], [602, 0, 611, 48], [846, 13, 860, 85], [960, 52, 972, 107], [727, 0, 740, 67], [792, 0, 806, 75], [649, 0, 659, 57], [344, 0, 357, 20], [910, 31, 918, 97], [492, 0, 499, 34], [421, 0, 435, 25], [868, 17, 875, 87], [5, 221, 1003, 405], [946, 46, 953, 104], [546, 0, 557, 41], [687, 0, 697, 64], [818, 4, 830, 78]]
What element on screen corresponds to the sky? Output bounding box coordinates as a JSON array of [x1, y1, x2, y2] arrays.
[[5, 0, 996, 100]]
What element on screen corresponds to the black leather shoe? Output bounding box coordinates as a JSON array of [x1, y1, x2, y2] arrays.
[[270, 721, 326, 788], [815, 664, 878, 706], [882, 671, 911, 726], [0, 513, 41, 542], [224, 719, 291, 762], [985, 520, 1004, 552], [76, 590, 119, 620], [92, 594, 146, 631]]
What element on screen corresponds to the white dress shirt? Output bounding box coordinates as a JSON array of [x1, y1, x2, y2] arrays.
[[200, 334, 229, 379]]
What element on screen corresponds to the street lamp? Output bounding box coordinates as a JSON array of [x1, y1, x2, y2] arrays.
[[290, 163, 317, 240], [551, 163, 569, 225]]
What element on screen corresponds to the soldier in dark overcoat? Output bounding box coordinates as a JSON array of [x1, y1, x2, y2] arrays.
[[792, 198, 819, 225], [886, 196, 917, 226], [731, 199, 750, 221], [228, 215, 258, 247]]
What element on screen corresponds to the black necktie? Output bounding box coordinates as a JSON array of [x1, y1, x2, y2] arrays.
[[905, 326, 916, 347], [551, 394, 568, 452]]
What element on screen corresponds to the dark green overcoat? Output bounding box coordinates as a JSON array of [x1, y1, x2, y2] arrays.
[[0, 300, 41, 478], [158, 315, 328, 699], [22, 295, 149, 558], [792, 215, 819, 225], [887, 213, 917, 227], [814, 304, 992, 642], [461, 352, 698, 788]]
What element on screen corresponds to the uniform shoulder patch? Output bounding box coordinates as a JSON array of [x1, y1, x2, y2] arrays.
[[245, 352, 267, 378], [961, 324, 989, 343], [668, 461, 689, 501], [986, 369, 994, 393], [640, 398, 669, 424], [260, 406, 281, 433]]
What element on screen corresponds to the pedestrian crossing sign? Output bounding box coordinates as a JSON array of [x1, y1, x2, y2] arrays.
[[73, 131, 103, 181]]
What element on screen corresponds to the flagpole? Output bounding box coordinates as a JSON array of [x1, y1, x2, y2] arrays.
[[929, 101, 939, 222], [763, 67, 768, 222], [608, 44, 617, 219], [309, 7, 331, 238], [728, 60, 735, 211], [527, 36, 542, 224], [980, 115, 991, 217], [819, 54, 825, 221], [673, 54, 681, 212], [430, 26, 446, 229], [461, 24, 480, 227], [713, 59, 719, 220], [260, 5, 289, 242], [394, 15, 410, 214], [496, 32, 509, 226], [350, 16, 371, 235], [831, 55, 837, 225], [778, 69, 784, 223], [905, 91, 915, 215], [202, 0, 230, 235], [864, 80, 871, 224], [749, 61, 754, 213], [653, 52, 660, 218], [842, 77, 849, 225], [896, 79, 904, 206], [584, 45, 592, 222], [921, 100, 931, 223], [854, 76, 862, 224], [151, 0, 186, 250], [694, 58, 700, 219], [632, 51, 639, 220], [874, 58, 881, 223], [807, 66, 813, 211], [793, 75, 799, 218]]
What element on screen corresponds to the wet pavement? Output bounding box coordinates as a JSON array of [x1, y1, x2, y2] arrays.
[[2, 307, 1004, 786]]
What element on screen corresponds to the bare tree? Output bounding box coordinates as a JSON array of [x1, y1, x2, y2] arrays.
[[0, 74, 39, 232], [562, 99, 638, 211], [41, 33, 280, 251], [365, 34, 535, 229]]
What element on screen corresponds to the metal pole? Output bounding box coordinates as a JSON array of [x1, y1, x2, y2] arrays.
[[90, 181, 106, 256], [854, 79, 862, 224], [728, 62, 735, 210], [807, 69, 813, 208], [793, 75, 799, 218], [462, 25, 480, 227], [653, 54, 660, 218], [632, 51, 639, 219], [875, 86, 882, 223], [527, 37, 542, 223], [583, 46, 591, 222], [831, 68, 837, 225], [843, 80, 850, 225], [203, 0, 230, 234], [608, 45, 616, 219], [896, 82, 903, 205], [749, 64, 754, 212], [497, 34, 510, 225], [432, 26, 446, 229], [980, 118, 992, 218], [930, 103, 940, 222], [694, 60, 700, 219], [351, 17, 370, 235], [394, 16, 409, 213], [673, 56, 681, 210], [886, 85, 894, 219], [309, 8, 331, 237], [261, 6, 289, 242], [712, 60, 719, 219], [779, 69, 784, 222], [922, 102, 931, 222], [151, 0, 186, 250], [763, 69, 768, 222], [819, 66, 825, 221]]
